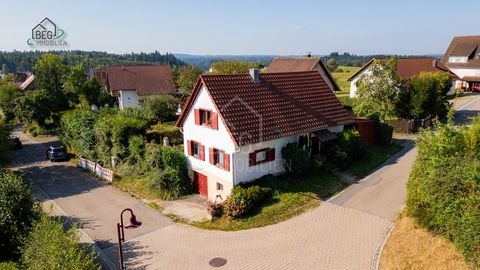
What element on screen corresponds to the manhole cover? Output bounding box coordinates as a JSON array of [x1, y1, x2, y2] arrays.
[[208, 257, 227, 267]]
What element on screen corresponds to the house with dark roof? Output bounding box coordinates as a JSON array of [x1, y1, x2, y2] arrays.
[[441, 35, 480, 92], [94, 65, 176, 110], [265, 56, 340, 92], [176, 69, 354, 200], [347, 57, 457, 97]]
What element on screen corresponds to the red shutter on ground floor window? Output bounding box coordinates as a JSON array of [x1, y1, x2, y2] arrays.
[[194, 109, 200, 125], [199, 145, 205, 161], [267, 148, 275, 161], [211, 112, 218, 130], [187, 140, 192, 156], [249, 152, 256, 166], [224, 153, 230, 171], [209, 148, 215, 165]]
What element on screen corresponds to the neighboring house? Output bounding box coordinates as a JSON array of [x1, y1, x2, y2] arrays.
[[176, 69, 354, 201], [19, 74, 35, 90], [441, 35, 480, 92], [94, 65, 176, 110], [265, 56, 340, 92], [348, 57, 457, 97]]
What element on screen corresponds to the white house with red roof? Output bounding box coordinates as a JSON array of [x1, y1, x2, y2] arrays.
[[94, 65, 176, 110], [176, 69, 354, 201]]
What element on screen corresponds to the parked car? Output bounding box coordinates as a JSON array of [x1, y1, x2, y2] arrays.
[[46, 145, 67, 162], [471, 85, 480, 92], [9, 136, 22, 150]]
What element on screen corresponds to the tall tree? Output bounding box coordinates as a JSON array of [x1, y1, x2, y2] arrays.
[[326, 58, 338, 72], [0, 82, 21, 121], [175, 65, 203, 97], [353, 59, 401, 120], [408, 71, 452, 118], [209, 60, 255, 75], [33, 53, 68, 112]]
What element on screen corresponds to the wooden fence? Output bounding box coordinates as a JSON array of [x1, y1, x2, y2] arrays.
[[385, 115, 433, 134], [78, 157, 113, 182]]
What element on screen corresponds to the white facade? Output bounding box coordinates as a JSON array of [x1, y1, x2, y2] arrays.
[[182, 85, 236, 201], [118, 90, 140, 110], [349, 68, 372, 98]]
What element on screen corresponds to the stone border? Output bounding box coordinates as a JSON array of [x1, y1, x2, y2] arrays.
[[371, 223, 395, 270]]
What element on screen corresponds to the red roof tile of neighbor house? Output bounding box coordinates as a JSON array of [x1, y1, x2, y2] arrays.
[[95, 65, 176, 96], [177, 71, 354, 146], [441, 35, 480, 69], [266, 57, 340, 91], [347, 57, 455, 81]]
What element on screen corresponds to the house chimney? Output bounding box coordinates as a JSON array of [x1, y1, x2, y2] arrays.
[[432, 59, 437, 68], [249, 68, 260, 84], [306, 52, 312, 58]]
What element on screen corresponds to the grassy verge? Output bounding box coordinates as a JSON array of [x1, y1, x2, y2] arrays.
[[113, 176, 164, 201], [380, 213, 471, 270], [193, 170, 346, 231], [347, 143, 403, 177]]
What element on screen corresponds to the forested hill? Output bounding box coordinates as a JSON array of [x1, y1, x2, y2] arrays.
[[0, 50, 186, 72]]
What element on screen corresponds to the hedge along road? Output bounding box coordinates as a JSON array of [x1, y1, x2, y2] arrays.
[[8, 94, 480, 270]]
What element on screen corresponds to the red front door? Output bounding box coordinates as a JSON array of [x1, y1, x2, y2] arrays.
[[194, 171, 208, 197]]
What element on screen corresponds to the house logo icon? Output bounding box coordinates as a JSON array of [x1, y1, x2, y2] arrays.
[[27, 17, 67, 47]]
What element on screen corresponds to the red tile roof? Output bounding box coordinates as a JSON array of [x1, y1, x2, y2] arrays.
[[266, 57, 340, 91], [177, 71, 354, 146], [95, 65, 176, 96], [441, 35, 480, 69], [348, 58, 455, 81]]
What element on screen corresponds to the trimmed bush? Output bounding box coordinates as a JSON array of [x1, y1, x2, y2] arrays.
[[375, 122, 393, 146], [337, 129, 365, 160], [281, 142, 310, 174], [21, 214, 99, 270], [224, 185, 272, 219], [0, 170, 37, 260]]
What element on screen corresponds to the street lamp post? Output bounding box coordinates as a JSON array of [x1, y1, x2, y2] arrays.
[[117, 208, 142, 270]]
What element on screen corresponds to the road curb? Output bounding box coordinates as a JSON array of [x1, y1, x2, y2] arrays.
[[371, 222, 395, 270]]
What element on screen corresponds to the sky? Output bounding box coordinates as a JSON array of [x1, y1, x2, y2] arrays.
[[1, 0, 479, 56]]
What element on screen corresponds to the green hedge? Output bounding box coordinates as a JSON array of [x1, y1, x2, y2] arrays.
[[224, 186, 272, 219], [407, 120, 480, 266]]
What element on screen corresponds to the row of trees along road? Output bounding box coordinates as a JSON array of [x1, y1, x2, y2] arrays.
[[353, 59, 451, 121]]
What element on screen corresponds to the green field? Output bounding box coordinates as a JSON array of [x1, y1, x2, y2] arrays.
[[332, 66, 360, 96]]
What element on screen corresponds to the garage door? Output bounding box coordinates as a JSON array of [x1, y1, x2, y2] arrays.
[[194, 171, 208, 197]]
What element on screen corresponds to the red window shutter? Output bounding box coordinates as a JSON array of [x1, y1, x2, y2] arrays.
[[249, 152, 256, 166], [224, 153, 230, 171], [211, 112, 218, 130], [194, 109, 200, 125], [187, 140, 192, 156], [199, 145, 205, 161], [267, 148, 276, 161], [209, 148, 215, 165]]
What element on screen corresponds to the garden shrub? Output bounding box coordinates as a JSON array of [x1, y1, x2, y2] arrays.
[[144, 167, 190, 200], [161, 146, 186, 171], [128, 135, 146, 163], [375, 122, 393, 146], [337, 129, 365, 160], [407, 121, 480, 266], [21, 214, 99, 270], [0, 170, 37, 260], [281, 142, 310, 174], [224, 185, 272, 219], [60, 109, 98, 159], [144, 142, 164, 169]]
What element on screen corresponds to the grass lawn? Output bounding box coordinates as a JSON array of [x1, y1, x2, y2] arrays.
[[380, 213, 471, 270], [332, 66, 360, 94], [193, 170, 346, 231], [347, 143, 403, 177]]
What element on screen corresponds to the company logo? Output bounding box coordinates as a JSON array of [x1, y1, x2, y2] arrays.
[[27, 17, 68, 47]]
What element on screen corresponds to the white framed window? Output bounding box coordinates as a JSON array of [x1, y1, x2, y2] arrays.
[[256, 150, 267, 163]]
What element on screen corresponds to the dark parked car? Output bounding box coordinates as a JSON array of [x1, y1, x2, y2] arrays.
[[9, 136, 22, 150], [46, 145, 67, 162]]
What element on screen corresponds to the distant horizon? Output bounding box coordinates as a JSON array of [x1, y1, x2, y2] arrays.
[[0, 50, 445, 57]]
